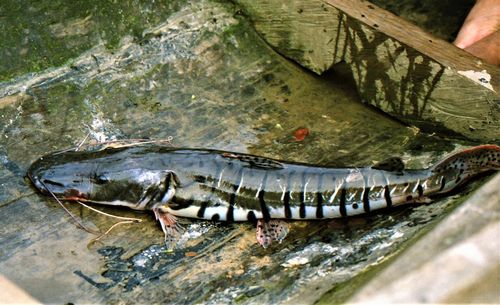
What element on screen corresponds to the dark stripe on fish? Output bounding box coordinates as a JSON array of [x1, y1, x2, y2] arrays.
[[170, 196, 195, 210], [417, 184, 423, 197], [197, 201, 208, 218], [283, 191, 292, 219], [258, 173, 271, 222], [199, 161, 222, 218], [316, 173, 324, 218], [227, 168, 244, 222], [299, 192, 306, 218], [226, 203, 235, 222], [299, 171, 307, 218], [316, 192, 324, 218], [439, 177, 446, 191], [339, 188, 347, 217], [283, 170, 294, 219], [362, 187, 370, 213], [247, 210, 257, 223], [384, 186, 392, 208]]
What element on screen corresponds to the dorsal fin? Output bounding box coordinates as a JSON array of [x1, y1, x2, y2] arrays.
[[221, 152, 284, 170], [372, 157, 405, 172]]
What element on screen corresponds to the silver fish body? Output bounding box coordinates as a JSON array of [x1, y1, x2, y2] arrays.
[[27, 145, 500, 223]]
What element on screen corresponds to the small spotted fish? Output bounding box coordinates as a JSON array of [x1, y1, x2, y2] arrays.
[[27, 144, 500, 248]]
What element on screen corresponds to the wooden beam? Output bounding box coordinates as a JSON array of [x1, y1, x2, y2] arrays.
[[346, 173, 500, 303], [235, 0, 500, 142]]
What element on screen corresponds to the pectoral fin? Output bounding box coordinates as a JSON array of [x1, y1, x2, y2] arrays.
[[153, 207, 184, 250]]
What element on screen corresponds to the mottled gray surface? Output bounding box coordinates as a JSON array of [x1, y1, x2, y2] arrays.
[[0, 0, 490, 304], [347, 173, 500, 304]]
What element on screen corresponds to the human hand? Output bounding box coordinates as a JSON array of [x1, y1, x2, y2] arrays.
[[454, 0, 500, 66]]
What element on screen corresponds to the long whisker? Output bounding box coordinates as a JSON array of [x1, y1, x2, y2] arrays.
[[75, 201, 142, 244], [71, 136, 176, 154], [76, 201, 143, 223], [75, 133, 91, 152], [39, 180, 99, 235], [99, 137, 175, 149], [90, 220, 137, 244]]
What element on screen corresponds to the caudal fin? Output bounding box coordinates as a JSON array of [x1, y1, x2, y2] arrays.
[[429, 145, 499, 194], [432, 144, 500, 175]]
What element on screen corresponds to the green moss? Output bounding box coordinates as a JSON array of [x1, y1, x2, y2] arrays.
[[0, 0, 188, 82]]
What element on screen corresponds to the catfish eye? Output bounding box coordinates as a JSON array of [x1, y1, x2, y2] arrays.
[[92, 174, 110, 185]]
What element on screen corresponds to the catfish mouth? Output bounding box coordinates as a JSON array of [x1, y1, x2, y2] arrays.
[[27, 173, 90, 201], [27, 171, 49, 195]]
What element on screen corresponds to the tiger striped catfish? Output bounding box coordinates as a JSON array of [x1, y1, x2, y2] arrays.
[[27, 144, 500, 248]]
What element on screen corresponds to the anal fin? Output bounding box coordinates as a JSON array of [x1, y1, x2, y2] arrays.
[[256, 219, 290, 248]]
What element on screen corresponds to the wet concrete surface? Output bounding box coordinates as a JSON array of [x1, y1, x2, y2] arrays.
[[0, 0, 493, 303]]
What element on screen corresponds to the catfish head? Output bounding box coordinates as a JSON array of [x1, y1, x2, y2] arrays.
[[27, 147, 176, 210]]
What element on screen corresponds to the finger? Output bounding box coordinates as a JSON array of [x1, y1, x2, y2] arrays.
[[464, 30, 500, 66]]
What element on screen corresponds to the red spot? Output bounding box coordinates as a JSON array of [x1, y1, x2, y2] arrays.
[[63, 189, 89, 200], [292, 127, 309, 142], [185, 251, 197, 257]]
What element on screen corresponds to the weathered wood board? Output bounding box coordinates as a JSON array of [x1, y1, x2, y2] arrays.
[[0, 1, 498, 304], [347, 172, 500, 303], [1, 1, 470, 303], [234, 0, 500, 142]]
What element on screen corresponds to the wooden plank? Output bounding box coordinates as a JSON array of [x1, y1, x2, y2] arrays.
[[347, 173, 500, 303], [235, 0, 500, 142]]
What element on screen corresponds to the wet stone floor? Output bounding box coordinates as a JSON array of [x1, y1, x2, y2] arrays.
[[0, 0, 482, 304]]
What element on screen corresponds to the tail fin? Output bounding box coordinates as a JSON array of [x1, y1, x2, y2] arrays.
[[432, 144, 500, 175], [430, 145, 499, 194]]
